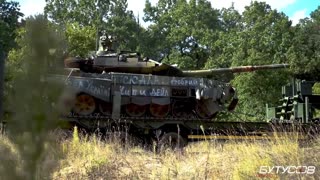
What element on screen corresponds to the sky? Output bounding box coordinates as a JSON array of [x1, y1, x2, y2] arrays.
[[16, 0, 320, 26]]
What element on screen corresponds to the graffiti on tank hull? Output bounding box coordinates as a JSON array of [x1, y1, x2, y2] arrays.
[[120, 85, 170, 97], [113, 74, 200, 87], [65, 77, 111, 101]]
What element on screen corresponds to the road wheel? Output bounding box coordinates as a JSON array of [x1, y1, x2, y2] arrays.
[[157, 132, 187, 153], [99, 101, 113, 115], [195, 101, 216, 119], [73, 94, 96, 116], [150, 103, 170, 118], [172, 100, 191, 118], [125, 103, 147, 117]]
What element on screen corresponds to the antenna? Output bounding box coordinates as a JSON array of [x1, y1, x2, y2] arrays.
[[137, 12, 141, 52], [96, 27, 99, 52]]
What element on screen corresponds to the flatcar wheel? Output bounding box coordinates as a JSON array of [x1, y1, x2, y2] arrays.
[[99, 101, 112, 115], [125, 103, 147, 117], [73, 94, 96, 116], [150, 103, 170, 118], [157, 132, 187, 153], [195, 102, 211, 119], [172, 101, 189, 118]]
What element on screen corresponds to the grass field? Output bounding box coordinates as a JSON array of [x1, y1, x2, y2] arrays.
[[0, 128, 319, 180]]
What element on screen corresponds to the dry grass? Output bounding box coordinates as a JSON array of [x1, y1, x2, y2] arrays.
[[0, 130, 319, 180]]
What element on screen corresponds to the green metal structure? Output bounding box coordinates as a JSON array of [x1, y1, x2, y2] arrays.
[[267, 79, 320, 123]]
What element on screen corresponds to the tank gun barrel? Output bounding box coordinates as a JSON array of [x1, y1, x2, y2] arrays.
[[182, 64, 289, 77]]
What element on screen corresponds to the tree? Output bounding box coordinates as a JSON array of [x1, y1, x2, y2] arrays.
[[5, 16, 66, 106], [45, 0, 142, 55], [65, 23, 96, 57], [0, 0, 24, 53], [1, 15, 64, 178], [287, 6, 320, 81], [226, 2, 292, 120], [0, 0, 23, 123], [143, 0, 221, 68], [44, 0, 110, 27], [205, 6, 242, 69], [104, 0, 142, 51]]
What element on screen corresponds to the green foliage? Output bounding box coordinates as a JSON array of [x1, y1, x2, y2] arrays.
[[143, 0, 220, 66], [4, 28, 26, 102], [45, 0, 141, 54], [232, 71, 289, 120], [65, 23, 96, 57], [226, 2, 292, 119], [287, 7, 320, 79], [235, 2, 292, 65], [313, 83, 320, 94], [162, 50, 195, 69], [72, 126, 80, 147], [205, 7, 241, 69], [5, 21, 66, 106], [104, 0, 142, 51], [0, 0, 24, 53], [44, 0, 110, 26]]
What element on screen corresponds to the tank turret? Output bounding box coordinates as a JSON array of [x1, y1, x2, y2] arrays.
[[58, 31, 290, 121], [65, 32, 289, 77], [64, 31, 183, 75]]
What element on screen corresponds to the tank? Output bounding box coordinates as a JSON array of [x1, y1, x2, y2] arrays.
[[58, 31, 289, 120]]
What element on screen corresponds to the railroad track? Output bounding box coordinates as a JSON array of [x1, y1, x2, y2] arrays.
[[59, 114, 320, 149]]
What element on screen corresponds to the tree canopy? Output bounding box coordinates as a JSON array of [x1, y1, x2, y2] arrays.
[[45, 0, 142, 55], [287, 6, 320, 81], [0, 0, 23, 53]]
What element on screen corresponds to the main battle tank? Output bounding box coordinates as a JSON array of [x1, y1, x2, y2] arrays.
[[59, 31, 289, 120]]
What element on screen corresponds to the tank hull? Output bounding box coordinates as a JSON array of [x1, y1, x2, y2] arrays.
[[57, 70, 237, 120]]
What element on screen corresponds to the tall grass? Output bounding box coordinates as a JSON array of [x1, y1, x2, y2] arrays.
[[1, 129, 319, 179]]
